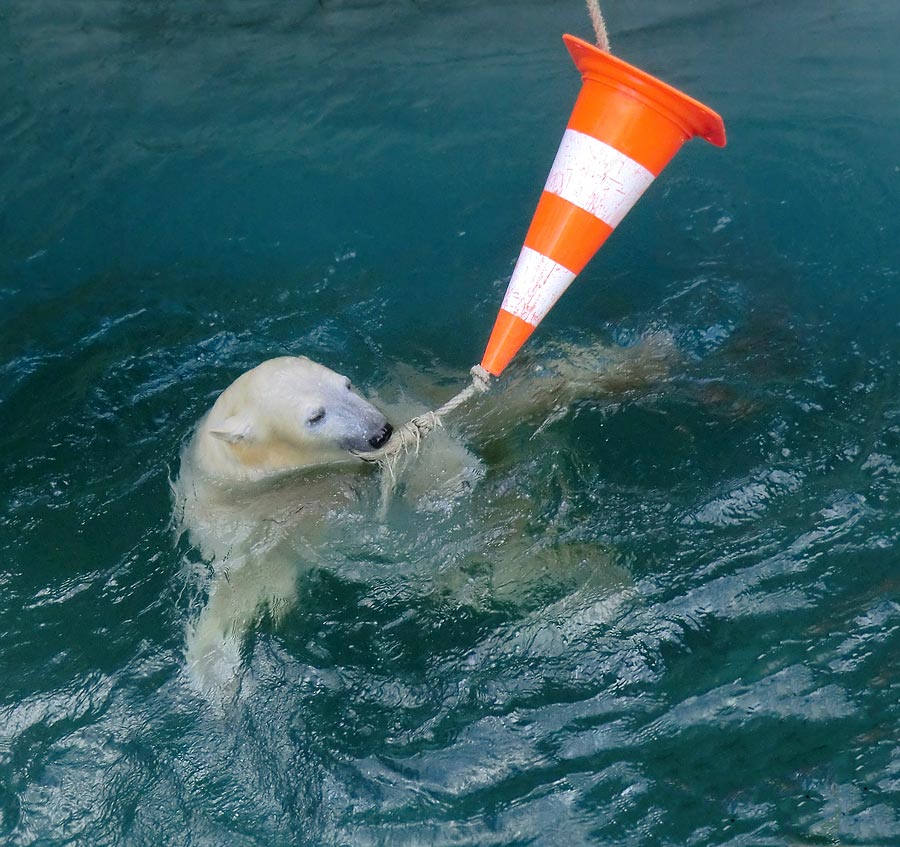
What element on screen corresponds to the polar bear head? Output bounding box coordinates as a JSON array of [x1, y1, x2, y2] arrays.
[[191, 356, 393, 482]]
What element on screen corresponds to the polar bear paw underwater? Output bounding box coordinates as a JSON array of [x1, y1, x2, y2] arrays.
[[173, 340, 675, 696]]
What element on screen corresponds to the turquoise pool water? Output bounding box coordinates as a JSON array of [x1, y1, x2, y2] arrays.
[[3, 1, 900, 844]]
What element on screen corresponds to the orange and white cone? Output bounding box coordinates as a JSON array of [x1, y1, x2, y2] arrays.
[[481, 34, 727, 376]]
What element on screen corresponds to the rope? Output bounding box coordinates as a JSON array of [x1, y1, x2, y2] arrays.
[[584, 0, 611, 52], [352, 364, 492, 516], [353, 1, 608, 505], [353, 363, 491, 471]]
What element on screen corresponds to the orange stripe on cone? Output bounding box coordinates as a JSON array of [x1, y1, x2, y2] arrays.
[[564, 35, 726, 175], [524, 191, 614, 276], [567, 86, 688, 177], [480, 34, 726, 377]]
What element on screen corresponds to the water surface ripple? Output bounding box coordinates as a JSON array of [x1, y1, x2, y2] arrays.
[[2, 1, 900, 844]]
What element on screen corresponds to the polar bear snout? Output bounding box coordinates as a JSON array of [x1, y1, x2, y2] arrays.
[[331, 392, 393, 454], [337, 413, 393, 453], [368, 422, 393, 450]]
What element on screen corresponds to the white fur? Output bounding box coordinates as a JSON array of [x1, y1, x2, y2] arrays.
[[174, 356, 392, 694], [174, 339, 675, 698]]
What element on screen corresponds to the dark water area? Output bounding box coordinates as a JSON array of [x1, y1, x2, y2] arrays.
[[2, 1, 900, 844]]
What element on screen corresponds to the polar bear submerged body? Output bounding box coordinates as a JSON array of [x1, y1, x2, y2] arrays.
[[174, 340, 675, 696]]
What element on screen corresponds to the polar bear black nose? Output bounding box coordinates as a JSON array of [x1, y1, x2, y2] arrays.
[[368, 423, 393, 450]]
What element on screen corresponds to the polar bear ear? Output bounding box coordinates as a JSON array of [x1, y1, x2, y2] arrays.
[[209, 415, 255, 444]]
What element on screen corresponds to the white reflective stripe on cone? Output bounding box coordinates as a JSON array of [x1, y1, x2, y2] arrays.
[[544, 129, 655, 228], [500, 246, 576, 326]]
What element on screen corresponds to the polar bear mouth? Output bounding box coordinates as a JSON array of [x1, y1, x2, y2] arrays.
[[340, 420, 394, 455], [367, 422, 393, 451]]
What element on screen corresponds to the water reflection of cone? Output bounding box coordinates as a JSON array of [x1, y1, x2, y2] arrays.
[[481, 34, 727, 376]]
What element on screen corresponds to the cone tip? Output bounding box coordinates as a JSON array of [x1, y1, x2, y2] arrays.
[[481, 309, 536, 376]]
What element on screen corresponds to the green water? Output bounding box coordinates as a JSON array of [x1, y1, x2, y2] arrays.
[[3, 1, 900, 844]]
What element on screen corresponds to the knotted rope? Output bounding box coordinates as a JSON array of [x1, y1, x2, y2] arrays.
[[354, 363, 492, 473], [353, 364, 492, 514]]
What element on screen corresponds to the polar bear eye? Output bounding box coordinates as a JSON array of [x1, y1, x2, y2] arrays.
[[343, 378, 352, 390], [307, 407, 326, 426]]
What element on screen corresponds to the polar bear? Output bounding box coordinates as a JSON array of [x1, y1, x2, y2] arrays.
[[174, 356, 396, 691], [174, 337, 675, 695]]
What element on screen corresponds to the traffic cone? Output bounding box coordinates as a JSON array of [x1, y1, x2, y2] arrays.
[[481, 34, 726, 376]]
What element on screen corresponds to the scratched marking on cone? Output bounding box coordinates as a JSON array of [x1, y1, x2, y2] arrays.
[[501, 247, 575, 325], [544, 129, 655, 228]]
